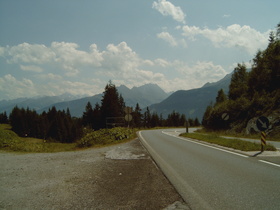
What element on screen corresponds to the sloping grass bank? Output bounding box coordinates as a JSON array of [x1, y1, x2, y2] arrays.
[[180, 132, 276, 151], [0, 124, 76, 153], [0, 124, 136, 153]]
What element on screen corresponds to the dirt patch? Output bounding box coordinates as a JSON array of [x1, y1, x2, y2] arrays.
[[0, 138, 188, 209]]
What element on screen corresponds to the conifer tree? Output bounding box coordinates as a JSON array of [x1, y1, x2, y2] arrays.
[[215, 89, 227, 105], [132, 103, 142, 128], [100, 81, 124, 128], [228, 63, 248, 100], [82, 102, 94, 128]]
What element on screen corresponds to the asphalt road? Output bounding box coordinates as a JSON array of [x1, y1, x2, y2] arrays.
[[138, 129, 280, 210]]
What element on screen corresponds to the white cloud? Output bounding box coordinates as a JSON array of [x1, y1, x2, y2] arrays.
[[1, 42, 103, 77], [5, 43, 55, 64], [154, 58, 169, 67], [157, 31, 178, 46], [101, 42, 141, 73], [38, 73, 62, 80], [174, 60, 227, 84], [157, 31, 187, 48], [182, 24, 269, 55], [0, 74, 37, 99], [50, 42, 103, 76], [223, 14, 231, 18], [152, 0, 186, 24], [20, 65, 43, 73], [0, 41, 228, 99], [51, 42, 103, 67]]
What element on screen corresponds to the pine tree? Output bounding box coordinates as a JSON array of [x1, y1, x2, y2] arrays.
[[0, 112, 8, 123], [92, 103, 102, 130], [215, 89, 227, 105], [100, 81, 123, 128], [194, 117, 200, 126], [143, 107, 151, 128], [228, 63, 248, 100], [82, 102, 94, 128], [132, 103, 142, 128]]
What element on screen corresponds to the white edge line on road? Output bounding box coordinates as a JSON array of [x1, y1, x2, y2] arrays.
[[161, 131, 249, 158], [258, 160, 280, 168], [138, 131, 212, 209]]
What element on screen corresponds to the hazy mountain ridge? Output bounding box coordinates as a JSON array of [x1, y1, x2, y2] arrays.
[[43, 83, 170, 117], [0, 84, 170, 117], [149, 73, 232, 121], [0, 93, 83, 115], [0, 76, 232, 120]]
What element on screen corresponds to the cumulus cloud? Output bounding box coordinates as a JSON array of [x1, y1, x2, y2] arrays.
[[51, 42, 103, 66], [4, 43, 55, 64], [51, 42, 103, 76], [1, 42, 103, 77], [157, 32, 178, 46], [20, 65, 43, 73], [152, 0, 186, 24], [101, 42, 142, 74], [0, 74, 37, 99], [0, 41, 228, 99], [170, 60, 227, 87], [157, 31, 187, 48], [182, 24, 269, 55]]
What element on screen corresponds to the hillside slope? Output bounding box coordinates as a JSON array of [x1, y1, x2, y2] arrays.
[[39, 83, 169, 117], [150, 73, 232, 120]]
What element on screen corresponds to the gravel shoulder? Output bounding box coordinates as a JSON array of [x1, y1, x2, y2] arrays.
[[0, 138, 188, 209]]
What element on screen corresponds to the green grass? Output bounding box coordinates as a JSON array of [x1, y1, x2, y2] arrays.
[[0, 124, 76, 153], [180, 132, 277, 151], [76, 127, 137, 148], [0, 124, 137, 153], [196, 128, 280, 142]]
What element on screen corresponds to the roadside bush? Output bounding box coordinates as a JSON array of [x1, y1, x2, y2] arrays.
[[0, 124, 22, 149], [77, 127, 135, 148]]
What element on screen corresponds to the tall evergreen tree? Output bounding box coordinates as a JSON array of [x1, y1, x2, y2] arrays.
[[82, 102, 94, 128], [132, 103, 142, 128], [143, 107, 151, 128], [0, 112, 8, 123], [92, 103, 102, 130], [228, 63, 248, 100], [215, 89, 227, 105], [100, 81, 124, 128]]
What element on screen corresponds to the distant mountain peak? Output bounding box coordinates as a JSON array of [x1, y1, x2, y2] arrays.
[[149, 72, 233, 121]]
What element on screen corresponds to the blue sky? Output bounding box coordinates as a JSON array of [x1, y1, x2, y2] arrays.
[[0, 0, 279, 100]]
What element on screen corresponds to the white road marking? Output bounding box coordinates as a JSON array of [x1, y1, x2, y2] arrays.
[[258, 160, 280, 168], [142, 130, 280, 169], [162, 131, 249, 158]]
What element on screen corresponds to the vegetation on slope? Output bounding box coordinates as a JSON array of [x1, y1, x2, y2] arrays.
[[0, 124, 136, 153], [180, 132, 276, 151], [202, 23, 280, 137]]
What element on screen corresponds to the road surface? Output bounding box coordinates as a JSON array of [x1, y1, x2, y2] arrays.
[[138, 129, 280, 210]]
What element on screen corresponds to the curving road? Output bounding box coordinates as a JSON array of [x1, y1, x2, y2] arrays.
[[138, 129, 280, 210]]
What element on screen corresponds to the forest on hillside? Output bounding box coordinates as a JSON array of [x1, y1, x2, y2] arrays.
[[202, 23, 280, 136]]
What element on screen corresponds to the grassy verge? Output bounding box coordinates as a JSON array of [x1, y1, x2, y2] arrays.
[[180, 132, 277, 151], [0, 124, 76, 153], [0, 124, 137, 153], [76, 127, 137, 148], [196, 128, 280, 142]]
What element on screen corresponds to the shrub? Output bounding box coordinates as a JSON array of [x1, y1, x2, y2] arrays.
[[76, 127, 135, 148]]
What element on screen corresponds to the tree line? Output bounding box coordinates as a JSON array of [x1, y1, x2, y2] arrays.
[[82, 81, 200, 129], [2, 81, 200, 143], [202, 23, 280, 132], [9, 106, 83, 143]]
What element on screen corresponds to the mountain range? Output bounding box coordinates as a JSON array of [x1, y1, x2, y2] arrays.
[[0, 83, 170, 117], [0, 73, 232, 120], [150, 72, 232, 120]]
